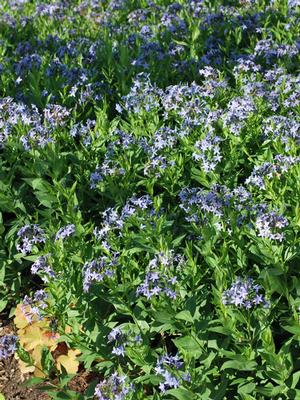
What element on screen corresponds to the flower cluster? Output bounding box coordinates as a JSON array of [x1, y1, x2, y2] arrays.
[[222, 96, 256, 135], [94, 372, 133, 400], [155, 354, 190, 393], [93, 195, 153, 247], [55, 224, 76, 241], [82, 254, 118, 293], [193, 132, 223, 172], [22, 289, 48, 322], [119, 73, 162, 114], [245, 155, 300, 189], [16, 224, 46, 255], [262, 115, 300, 148], [31, 255, 55, 282], [0, 335, 18, 360], [136, 252, 184, 300], [179, 185, 231, 223], [108, 327, 126, 357], [222, 278, 269, 309], [107, 326, 143, 358], [255, 211, 288, 241]]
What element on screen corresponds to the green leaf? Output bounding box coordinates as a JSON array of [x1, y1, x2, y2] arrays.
[[17, 347, 34, 365], [23, 377, 45, 387], [172, 336, 202, 356], [153, 311, 174, 324], [85, 379, 99, 397], [291, 371, 300, 389], [282, 325, 300, 336], [172, 234, 186, 247], [134, 374, 161, 385], [175, 310, 194, 323], [126, 347, 147, 367], [0, 394, 5, 400], [166, 388, 195, 400], [191, 167, 211, 188], [35, 191, 57, 208], [221, 359, 257, 371], [0, 298, 7, 313], [256, 385, 287, 397], [41, 347, 54, 374], [238, 382, 256, 395], [0, 262, 5, 284]]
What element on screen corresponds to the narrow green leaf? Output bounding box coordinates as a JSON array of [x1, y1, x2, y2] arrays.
[[166, 387, 195, 400]]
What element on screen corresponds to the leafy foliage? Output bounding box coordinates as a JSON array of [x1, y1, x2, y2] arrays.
[[0, 0, 299, 398]]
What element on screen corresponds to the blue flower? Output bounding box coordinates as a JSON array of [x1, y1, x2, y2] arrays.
[[55, 224, 75, 241], [17, 224, 46, 255], [222, 278, 269, 309], [0, 335, 18, 360]]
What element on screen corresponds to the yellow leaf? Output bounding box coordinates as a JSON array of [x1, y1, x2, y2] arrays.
[[14, 304, 31, 329], [56, 349, 81, 374], [65, 325, 72, 334], [20, 325, 58, 352], [14, 304, 49, 330], [18, 359, 35, 375], [32, 345, 46, 377]]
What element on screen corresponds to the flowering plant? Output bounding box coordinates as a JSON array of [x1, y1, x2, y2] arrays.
[[0, 0, 300, 399]]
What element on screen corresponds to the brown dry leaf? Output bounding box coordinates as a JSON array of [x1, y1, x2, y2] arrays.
[[56, 349, 81, 374], [52, 342, 68, 360]]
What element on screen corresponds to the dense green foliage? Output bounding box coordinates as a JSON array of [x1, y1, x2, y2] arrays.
[[0, 0, 300, 398]]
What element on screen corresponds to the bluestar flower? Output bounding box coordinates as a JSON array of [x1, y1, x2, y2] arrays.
[[55, 224, 75, 241], [179, 184, 231, 222], [222, 277, 268, 308], [22, 289, 48, 322], [222, 96, 256, 135], [121, 73, 162, 114], [193, 132, 223, 172], [136, 252, 182, 300], [33, 289, 48, 303], [155, 353, 185, 393], [14, 53, 42, 76], [245, 156, 300, 189], [255, 211, 288, 241], [21, 126, 54, 151], [94, 372, 133, 400], [112, 344, 125, 356], [90, 170, 103, 189], [82, 255, 117, 292], [262, 115, 300, 148], [108, 327, 122, 343], [254, 39, 298, 63], [44, 104, 70, 127], [70, 119, 95, 145], [31, 255, 55, 282], [0, 335, 18, 360], [17, 224, 46, 255]]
